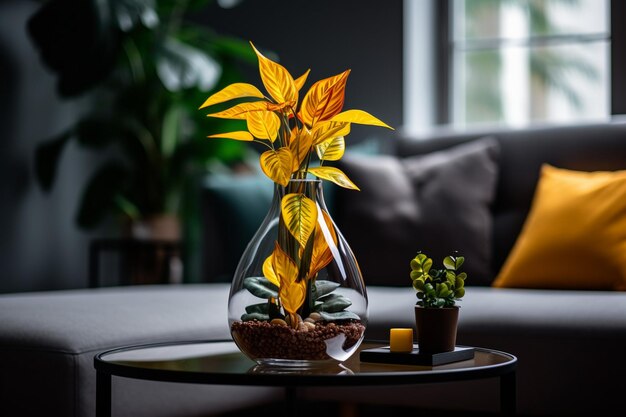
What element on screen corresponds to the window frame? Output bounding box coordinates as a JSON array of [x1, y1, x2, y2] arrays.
[[430, 0, 620, 127]]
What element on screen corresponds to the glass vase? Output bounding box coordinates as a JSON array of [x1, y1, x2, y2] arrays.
[[228, 178, 368, 367]]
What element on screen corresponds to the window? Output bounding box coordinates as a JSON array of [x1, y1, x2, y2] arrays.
[[403, 0, 613, 133]]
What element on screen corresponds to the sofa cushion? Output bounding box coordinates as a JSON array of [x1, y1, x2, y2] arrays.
[[493, 164, 626, 290], [333, 137, 500, 286], [0, 284, 282, 417]]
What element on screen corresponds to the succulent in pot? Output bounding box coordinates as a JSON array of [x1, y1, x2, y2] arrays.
[[410, 252, 467, 353], [410, 252, 467, 308]]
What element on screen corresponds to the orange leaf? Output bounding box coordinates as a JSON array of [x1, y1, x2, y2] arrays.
[[298, 70, 350, 127], [207, 131, 254, 141], [289, 127, 314, 171], [331, 109, 394, 129], [271, 242, 305, 316], [246, 110, 281, 141], [199, 83, 264, 109], [308, 209, 338, 279], [260, 147, 293, 186], [294, 69, 311, 91], [205, 101, 268, 119], [250, 42, 298, 108]]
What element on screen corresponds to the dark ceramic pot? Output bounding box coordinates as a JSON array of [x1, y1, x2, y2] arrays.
[[414, 306, 459, 353]]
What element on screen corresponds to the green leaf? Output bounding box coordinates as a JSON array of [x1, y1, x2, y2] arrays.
[[455, 276, 465, 289], [242, 276, 279, 299], [318, 311, 360, 321], [443, 256, 456, 270], [412, 253, 432, 274], [114, 195, 141, 220], [112, 0, 159, 32], [241, 312, 269, 322], [313, 280, 340, 299], [161, 105, 181, 157], [317, 293, 352, 312], [245, 302, 269, 315], [456, 256, 465, 269], [410, 270, 423, 280], [157, 37, 221, 92]]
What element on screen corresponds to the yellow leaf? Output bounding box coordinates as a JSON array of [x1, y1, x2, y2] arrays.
[[271, 242, 305, 316], [331, 109, 394, 129], [281, 193, 318, 248], [308, 166, 360, 190], [298, 70, 350, 127], [246, 110, 281, 141], [207, 131, 254, 142], [260, 148, 293, 186], [199, 83, 265, 109], [294, 69, 311, 91], [289, 127, 314, 172], [311, 121, 351, 146], [309, 209, 338, 279], [315, 136, 345, 161], [250, 42, 298, 108], [281, 280, 306, 319], [205, 101, 268, 119], [262, 253, 280, 287]]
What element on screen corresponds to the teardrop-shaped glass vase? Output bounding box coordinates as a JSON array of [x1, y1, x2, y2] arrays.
[[228, 179, 368, 367]]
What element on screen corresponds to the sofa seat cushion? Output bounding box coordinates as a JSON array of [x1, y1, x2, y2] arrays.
[[366, 285, 626, 339], [0, 284, 282, 417], [0, 283, 232, 353]]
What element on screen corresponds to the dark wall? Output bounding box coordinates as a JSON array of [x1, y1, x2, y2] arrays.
[[0, 0, 404, 293], [0, 1, 104, 294]]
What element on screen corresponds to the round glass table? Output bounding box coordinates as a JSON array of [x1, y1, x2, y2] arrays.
[[94, 339, 517, 416]]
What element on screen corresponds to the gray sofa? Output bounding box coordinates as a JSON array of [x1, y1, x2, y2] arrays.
[[3, 117, 626, 416]]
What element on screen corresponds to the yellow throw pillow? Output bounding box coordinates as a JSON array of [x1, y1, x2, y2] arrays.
[[493, 164, 626, 290]]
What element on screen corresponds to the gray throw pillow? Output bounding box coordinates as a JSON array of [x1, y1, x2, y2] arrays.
[[332, 137, 500, 287]]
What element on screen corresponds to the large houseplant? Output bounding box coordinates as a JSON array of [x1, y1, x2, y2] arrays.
[[29, 0, 255, 235], [200, 42, 393, 365], [410, 252, 467, 353]]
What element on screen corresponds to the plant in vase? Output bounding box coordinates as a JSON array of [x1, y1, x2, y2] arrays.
[[410, 252, 467, 353], [199, 42, 393, 365]]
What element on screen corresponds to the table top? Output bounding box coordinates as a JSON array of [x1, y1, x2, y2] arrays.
[[94, 340, 517, 387]]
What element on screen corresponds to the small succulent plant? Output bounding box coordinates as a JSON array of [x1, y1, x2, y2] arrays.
[[410, 252, 467, 308], [241, 276, 359, 323]]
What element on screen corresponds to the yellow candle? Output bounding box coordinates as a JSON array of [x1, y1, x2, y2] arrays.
[[389, 328, 414, 353]]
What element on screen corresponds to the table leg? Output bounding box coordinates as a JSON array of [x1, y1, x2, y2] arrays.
[[284, 386, 296, 417], [96, 371, 112, 417], [500, 371, 516, 416]]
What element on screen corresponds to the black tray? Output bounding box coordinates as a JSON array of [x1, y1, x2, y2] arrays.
[[360, 345, 475, 366]]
